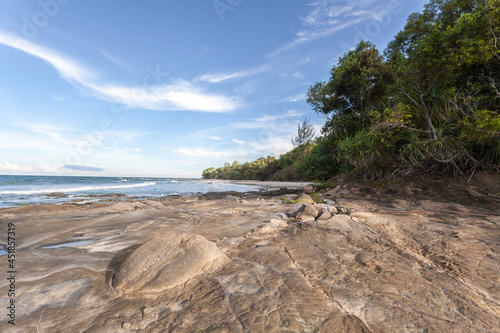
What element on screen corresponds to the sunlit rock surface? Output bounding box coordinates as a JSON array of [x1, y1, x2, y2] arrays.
[[0, 192, 499, 332]]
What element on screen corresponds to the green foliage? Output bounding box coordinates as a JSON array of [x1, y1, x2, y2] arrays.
[[335, 130, 395, 179], [292, 118, 315, 147], [280, 197, 297, 204], [201, 156, 277, 181], [307, 41, 392, 136], [204, 0, 499, 181], [310, 192, 323, 203]]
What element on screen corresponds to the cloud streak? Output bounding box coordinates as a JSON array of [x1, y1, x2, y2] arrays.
[[268, 0, 387, 57], [0, 31, 238, 112], [196, 65, 269, 84]]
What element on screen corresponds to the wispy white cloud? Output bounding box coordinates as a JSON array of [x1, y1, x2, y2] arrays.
[[269, 18, 362, 57], [251, 109, 304, 122], [176, 108, 311, 164], [100, 49, 135, 73], [0, 31, 238, 112], [293, 71, 305, 79], [268, 0, 388, 57], [283, 93, 306, 102], [196, 65, 269, 84], [51, 95, 65, 102], [0, 160, 36, 173], [0, 160, 71, 175], [189, 132, 222, 141], [13, 123, 75, 143]]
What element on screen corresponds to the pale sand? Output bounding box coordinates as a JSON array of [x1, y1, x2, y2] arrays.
[[202, 179, 312, 188], [0, 191, 499, 332]]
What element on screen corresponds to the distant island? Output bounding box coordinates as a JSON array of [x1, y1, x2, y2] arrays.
[[203, 0, 499, 183]]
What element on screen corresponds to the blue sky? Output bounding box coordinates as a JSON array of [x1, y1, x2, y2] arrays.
[[0, 0, 427, 177]]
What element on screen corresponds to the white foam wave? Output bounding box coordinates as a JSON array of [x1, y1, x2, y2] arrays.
[[0, 182, 156, 195]]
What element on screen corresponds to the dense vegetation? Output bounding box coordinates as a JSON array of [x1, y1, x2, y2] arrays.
[[203, 0, 500, 182]]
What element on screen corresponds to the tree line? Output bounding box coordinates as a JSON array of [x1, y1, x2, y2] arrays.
[[203, 0, 499, 181]]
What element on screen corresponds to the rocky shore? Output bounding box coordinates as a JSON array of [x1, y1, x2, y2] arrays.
[[0, 184, 499, 332]]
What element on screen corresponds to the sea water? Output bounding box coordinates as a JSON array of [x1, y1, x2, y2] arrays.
[[0, 175, 264, 208]]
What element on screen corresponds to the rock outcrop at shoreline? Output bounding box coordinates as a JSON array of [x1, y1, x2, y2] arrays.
[[0, 189, 499, 332], [113, 233, 228, 294]]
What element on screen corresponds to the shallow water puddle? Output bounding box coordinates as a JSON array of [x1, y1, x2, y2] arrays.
[[41, 240, 94, 249], [0, 245, 7, 257]]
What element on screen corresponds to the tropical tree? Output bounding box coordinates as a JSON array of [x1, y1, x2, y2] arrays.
[[307, 41, 391, 137], [292, 118, 315, 147]]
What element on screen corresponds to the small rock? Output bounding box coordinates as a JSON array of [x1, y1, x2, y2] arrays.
[[276, 213, 288, 220], [46, 192, 67, 198], [123, 322, 132, 329], [269, 218, 289, 229], [300, 215, 316, 223], [286, 203, 306, 218], [316, 209, 332, 221], [324, 199, 336, 205], [254, 224, 274, 234], [327, 206, 338, 214], [336, 206, 350, 214], [297, 193, 314, 203], [303, 184, 316, 194]]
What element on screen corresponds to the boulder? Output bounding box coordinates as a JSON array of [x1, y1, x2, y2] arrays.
[[303, 184, 316, 194], [286, 203, 319, 219], [113, 233, 227, 294]]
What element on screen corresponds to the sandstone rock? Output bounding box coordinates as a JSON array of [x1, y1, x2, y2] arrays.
[[286, 202, 306, 218], [297, 193, 314, 203], [303, 184, 316, 194], [300, 215, 316, 224], [275, 213, 288, 220], [302, 204, 319, 218], [46, 192, 67, 198], [316, 208, 332, 221], [142, 200, 165, 209], [286, 202, 319, 219], [269, 218, 289, 229], [317, 214, 354, 231], [315, 203, 338, 215], [336, 206, 350, 214], [254, 223, 274, 235], [327, 206, 338, 214], [113, 233, 228, 293]]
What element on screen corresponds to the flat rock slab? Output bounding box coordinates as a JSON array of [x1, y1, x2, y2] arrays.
[[0, 195, 498, 332]]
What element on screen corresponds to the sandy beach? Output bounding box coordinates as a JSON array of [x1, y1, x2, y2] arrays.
[[0, 187, 499, 332]]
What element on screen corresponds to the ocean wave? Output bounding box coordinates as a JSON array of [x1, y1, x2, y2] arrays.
[[0, 182, 157, 195]]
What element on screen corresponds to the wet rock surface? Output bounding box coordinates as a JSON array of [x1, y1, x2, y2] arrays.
[[0, 192, 499, 332]]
